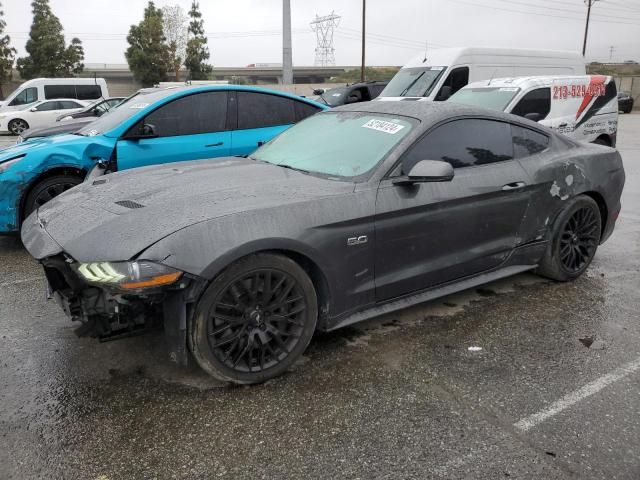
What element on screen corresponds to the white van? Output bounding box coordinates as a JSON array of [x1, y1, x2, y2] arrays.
[[448, 75, 618, 146], [0, 78, 109, 112], [378, 47, 585, 101]]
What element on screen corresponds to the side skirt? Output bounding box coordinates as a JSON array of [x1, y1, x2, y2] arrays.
[[327, 264, 536, 331]]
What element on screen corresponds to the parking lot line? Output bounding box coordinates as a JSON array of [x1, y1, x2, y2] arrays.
[[0, 277, 42, 288], [514, 356, 640, 432]]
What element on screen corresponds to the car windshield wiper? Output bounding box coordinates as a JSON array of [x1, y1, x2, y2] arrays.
[[399, 71, 427, 97], [277, 163, 310, 174]]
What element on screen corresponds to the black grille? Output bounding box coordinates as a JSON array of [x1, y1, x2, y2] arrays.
[[115, 200, 145, 209]]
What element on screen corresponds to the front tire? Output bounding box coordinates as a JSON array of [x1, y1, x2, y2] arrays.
[[23, 175, 83, 218], [190, 253, 318, 384], [536, 195, 602, 282], [8, 119, 29, 135]]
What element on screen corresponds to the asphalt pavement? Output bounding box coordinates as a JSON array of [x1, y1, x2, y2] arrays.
[[1, 115, 639, 479]]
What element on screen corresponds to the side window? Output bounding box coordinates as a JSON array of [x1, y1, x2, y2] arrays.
[[401, 119, 513, 173], [436, 67, 469, 100], [75, 85, 101, 100], [59, 100, 83, 109], [294, 101, 321, 122], [511, 88, 551, 119], [368, 84, 386, 98], [237, 92, 295, 129], [142, 92, 228, 137], [44, 85, 77, 99], [35, 101, 61, 111], [511, 125, 550, 159], [8, 87, 38, 106]]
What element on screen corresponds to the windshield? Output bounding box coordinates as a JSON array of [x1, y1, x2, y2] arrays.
[[448, 87, 521, 112], [251, 111, 416, 179], [76, 89, 177, 136], [319, 87, 349, 107], [381, 67, 446, 97]]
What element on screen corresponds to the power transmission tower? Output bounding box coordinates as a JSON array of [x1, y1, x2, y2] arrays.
[[310, 12, 341, 66], [582, 0, 601, 57]]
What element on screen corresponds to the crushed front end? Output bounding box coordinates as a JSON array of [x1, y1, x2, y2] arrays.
[[39, 254, 205, 365]]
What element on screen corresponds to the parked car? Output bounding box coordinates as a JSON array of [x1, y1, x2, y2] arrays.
[[448, 75, 618, 146], [618, 91, 634, 113], [0, 85, 327, 234], [379, 47, 585, 101], [22, 101, 625, 384], [0, 99, 89, 135], [312, 81, 387, 106], [56, 97, 124, 122], [0, 77, 109, 112], [16, 120, 93, 145]]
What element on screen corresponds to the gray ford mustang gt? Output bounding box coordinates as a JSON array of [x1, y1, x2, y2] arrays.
[[22, 101, 625, 384]]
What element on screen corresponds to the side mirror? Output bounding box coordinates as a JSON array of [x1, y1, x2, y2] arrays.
[[436, 85, 452, 101], [393, 160, 454, 185], [524, 112, 542, 122], [124, 123, 158, 140], [346, 95, 361, 104], [313, 88, 324, 95], [30, 107, 37, 112]]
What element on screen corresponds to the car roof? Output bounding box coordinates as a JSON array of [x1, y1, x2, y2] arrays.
[[133, 84, 327, 109]]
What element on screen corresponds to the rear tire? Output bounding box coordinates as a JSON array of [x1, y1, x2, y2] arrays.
[[8, 119, 29, 135], [189, 253, 318, 384], [23, 175, 83, 218], [593, 137, 610, 146], [536, 195, 601, 282]]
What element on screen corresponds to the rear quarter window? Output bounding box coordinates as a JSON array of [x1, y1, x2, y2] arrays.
[[511, 125, 550, 158]]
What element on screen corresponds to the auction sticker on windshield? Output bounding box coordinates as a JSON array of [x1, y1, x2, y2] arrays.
[[362, 119, 406, 134]]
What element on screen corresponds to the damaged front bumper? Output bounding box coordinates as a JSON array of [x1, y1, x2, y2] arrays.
[[41, 254, 206, 366]]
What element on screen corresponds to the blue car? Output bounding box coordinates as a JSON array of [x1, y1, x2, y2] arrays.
[[0, 85, 327, 234]]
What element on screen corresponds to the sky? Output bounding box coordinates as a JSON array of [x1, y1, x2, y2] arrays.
[[3, 0, 640, 67]]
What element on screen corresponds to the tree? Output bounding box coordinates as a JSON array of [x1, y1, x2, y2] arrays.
[[162, 5, 188, 81], [126, 1, 171, 87], [0, 1, 16, 97], [63, 37, 84, 75], [16, 0, 84, 79], [184, 1, 212, 80]]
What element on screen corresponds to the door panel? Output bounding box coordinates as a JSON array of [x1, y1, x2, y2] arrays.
[[231, 125, 290, 156], [116, 131, 232, 171], [374, 161, 531, 301]]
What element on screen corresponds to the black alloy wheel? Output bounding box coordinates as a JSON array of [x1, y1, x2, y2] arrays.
[[558, 206, 600, 273], [190, 253, 318, 384], [23, 175, 84, 218], [536, 195, 602, 282]]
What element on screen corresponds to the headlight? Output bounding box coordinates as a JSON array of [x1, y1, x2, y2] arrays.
[[76, 261, 183, 290], [0, 154, 26, 173]]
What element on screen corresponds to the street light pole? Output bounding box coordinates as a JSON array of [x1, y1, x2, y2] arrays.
[[361, 0, 366, 82], [283, 0, 293, 84], [582, 0, 600, 57]]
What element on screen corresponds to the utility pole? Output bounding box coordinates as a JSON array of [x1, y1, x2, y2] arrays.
[[361, 0, 366, 82], [283, 0, 293, 84], [609, 45, 616, 62], [582, 0, 600, 57]]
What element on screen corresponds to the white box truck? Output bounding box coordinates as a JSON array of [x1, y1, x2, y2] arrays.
[[0, 78, 109, 112], [378, 47, 586, 101]]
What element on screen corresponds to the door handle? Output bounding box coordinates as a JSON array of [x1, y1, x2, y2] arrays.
[[205, 142, 224, 147], [558, 123, 568, 128], [502, 181, 526, 191]]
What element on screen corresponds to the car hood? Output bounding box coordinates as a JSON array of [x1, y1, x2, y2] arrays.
[[23, 157, 354, 262], [0, 132, 88, 159]]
